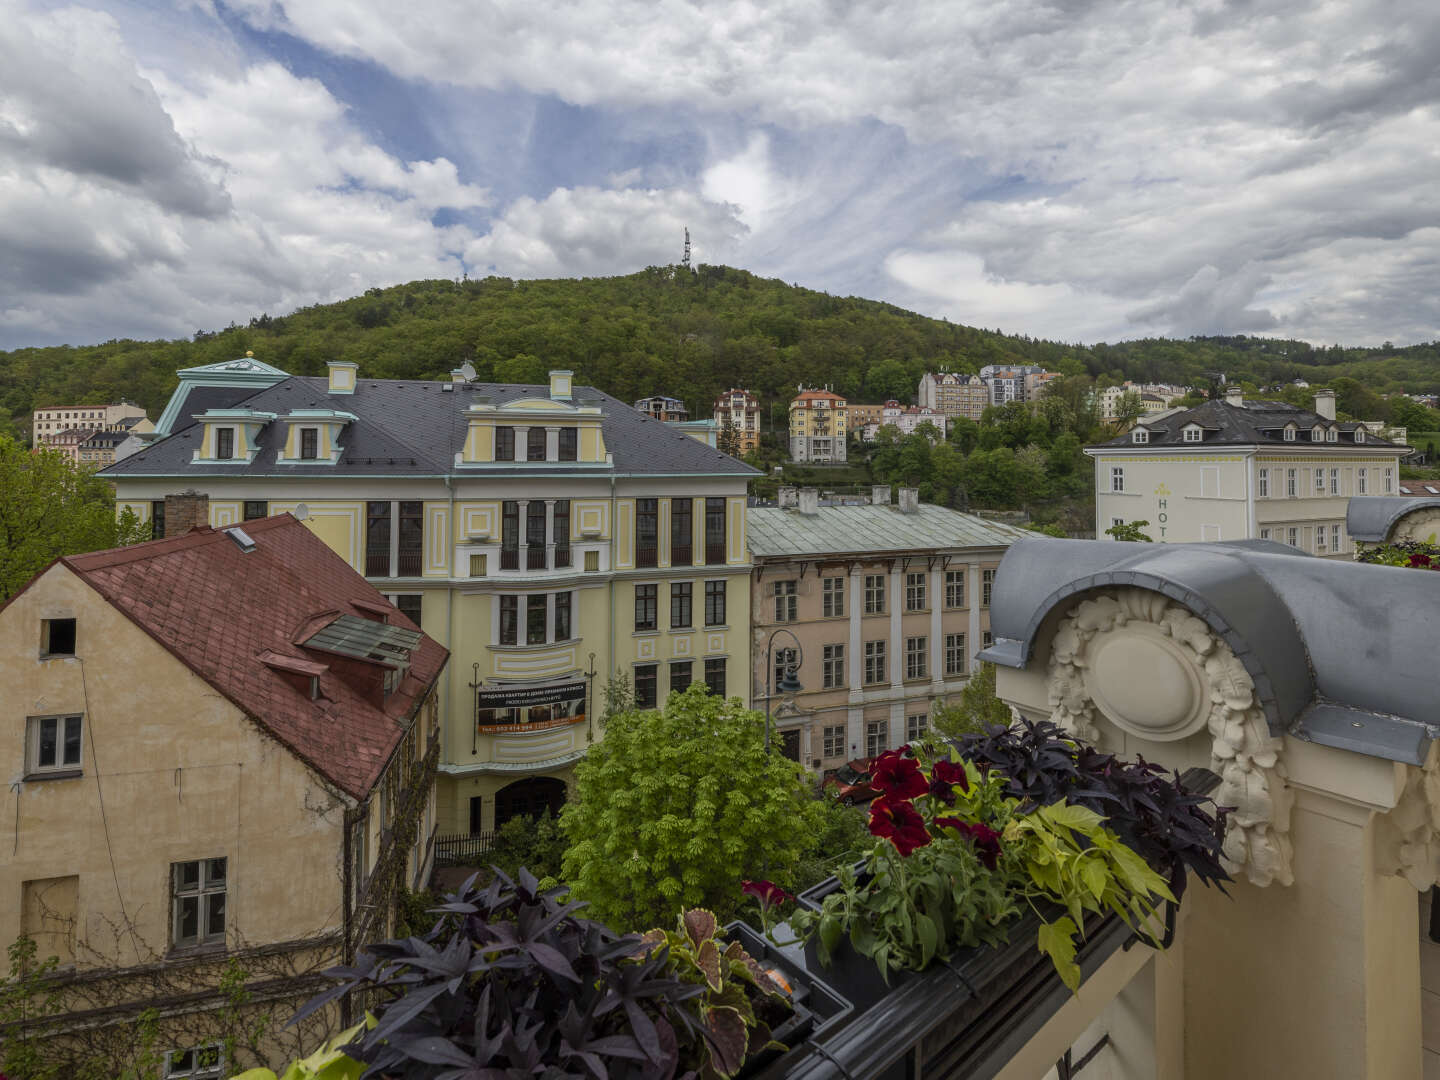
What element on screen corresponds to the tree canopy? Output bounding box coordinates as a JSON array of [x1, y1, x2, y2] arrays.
[[560, 684, 824, 931], [0, 436, 147, 600]]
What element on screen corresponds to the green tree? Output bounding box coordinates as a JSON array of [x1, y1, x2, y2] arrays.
[[717, 413, 742, 457], [1105, 519, 1154, 542], [1114, 390, 1145, 428], [560, 684, 822, 931], [0, 437, 149, 601], [931, 663, 1013, 739]]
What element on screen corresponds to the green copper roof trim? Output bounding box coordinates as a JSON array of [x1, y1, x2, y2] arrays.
[[155, 356, 291, 436]]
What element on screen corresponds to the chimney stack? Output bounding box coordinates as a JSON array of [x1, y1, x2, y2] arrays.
[[872, 484, 892, 507], [164, 491, 210, 537], [549, 370, 573, 401], [1224, 386, 1244, 408], [798, 488, 820, 515], [1314, 389, 1336, 421], [777, 485, 799, 509], [327, 360, 358, 395], [898, 488, 920, 513]]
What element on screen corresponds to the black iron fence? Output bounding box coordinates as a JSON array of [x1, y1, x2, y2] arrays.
[[434, 831, 497, 868]]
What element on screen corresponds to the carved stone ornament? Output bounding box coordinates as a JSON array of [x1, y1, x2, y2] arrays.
[[1392, 507, 1440, 543], [1047, 588, 1294, 887], [1375, 751, 1440, 890]]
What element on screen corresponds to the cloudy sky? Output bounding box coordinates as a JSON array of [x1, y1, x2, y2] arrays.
[[3, 0, 1439, 350]]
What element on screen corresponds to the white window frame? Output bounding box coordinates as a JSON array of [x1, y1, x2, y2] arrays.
[[1358, 468, 1368, 495], [1182, 426, 1202, 443], [773, 579, 797, 622], [1355, 429, 1366, 443], [27, 714, 83, 775], [1259, 527, 1271, 541], [864, 575, 886, 615], [1310, 426, 1323, 442], [1111, 466, 1125, 493], [822, 644, 845, 689], [172, 858, 227, 949], [866, 720, 888, 759], [905, 636, 927, 680], [907, 714, 928, 742], [1332, 524, 1342, 552], [944, 570, 966, 609], [905, 572, 927, 612], [864, 640, 886, 685], [1283, 425, 1296, 442], [822, 725, 845, 758], [163, 1044, 225, 1079], [1287, 527, 1299, 547], [1314, 469, 1325, 496], [1326, 427, 1337, 442], [1257, 468, 1268, 498], [1316, 526, 1327, 553], [1330, 468, 1340, 495], [1286, 468, 1297, 497], [982, 569, 994, 607], [822, 577, 845, 618], [945, 633, 967, 676], [1132, 428, 1148, 444], [1384, 468, 1394, 494]]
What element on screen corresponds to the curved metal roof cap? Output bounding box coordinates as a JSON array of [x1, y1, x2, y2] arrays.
[[981, 538, 1312, 736], [1346, 496, 1440, 542], [982, 538, 1440, 762]]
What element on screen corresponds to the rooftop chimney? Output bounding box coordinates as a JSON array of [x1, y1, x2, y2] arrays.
[[1224, 386, 1244, 408], [898, 487, 920, 514], [450, 368, 467, 384], [1314, 389, 1336, 421], [872, 484, 892, 507], [777, 485, 799, 509], [164, 491, 210, 537], [549, 370, 573, 401], [327, 360, 358, 395], [798, 488, 820, 515]]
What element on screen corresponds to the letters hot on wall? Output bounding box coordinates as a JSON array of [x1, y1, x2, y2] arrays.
[[475, 679, 586, 734]]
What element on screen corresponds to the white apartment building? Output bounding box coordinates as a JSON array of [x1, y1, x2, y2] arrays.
[[1086, 388, 1409, 558]]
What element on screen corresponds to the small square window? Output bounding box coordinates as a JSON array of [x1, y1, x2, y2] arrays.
[[584, 550, 600, 572], [164, 1045, 224, 1079], [243, 500, 267, 521], [469, 553, 487, 577], [42, 618, 76, 657]]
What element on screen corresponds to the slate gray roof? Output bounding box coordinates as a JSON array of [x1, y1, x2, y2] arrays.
[[1346, 496, 1440, 543], [747, 504, 1033, 558], [1089, 399, 1407, 451], [102, 378, 758, 479], [978, 537, 1440, 765]]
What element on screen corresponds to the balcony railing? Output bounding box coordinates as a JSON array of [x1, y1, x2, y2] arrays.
[[526, 546, 547, 571], [500, 547, 519, 571], [555, 545, 572, 569], [672, 544, 693, 566], [365, 550, 389, 578], [636, 545, 658, 569], [706, 542, 726, 565], [397, 549, 422, 577]]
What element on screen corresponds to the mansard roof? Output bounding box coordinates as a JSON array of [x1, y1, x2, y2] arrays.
[[1089, 399, 1406, 451], [979, 537, 1438, 765], [103, 375, 757, 479]]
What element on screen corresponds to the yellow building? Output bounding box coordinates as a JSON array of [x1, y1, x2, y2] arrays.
[[101, 358, 756, 838], [1087, 388, 1410, 556], [788, 387, 848, 463], [0, 515, 446, 1072]]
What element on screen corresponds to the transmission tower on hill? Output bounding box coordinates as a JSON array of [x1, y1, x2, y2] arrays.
[[681, 228, 691, 270]]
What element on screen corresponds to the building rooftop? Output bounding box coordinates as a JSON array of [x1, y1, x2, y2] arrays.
[[1091, 398, 1407, 451], [102, 373, 757, 479], [39, 515, 449, 800], [747, 503, 1033, 558]]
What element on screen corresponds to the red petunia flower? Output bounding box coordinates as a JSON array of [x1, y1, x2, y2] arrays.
[[927, 759, 969, 803], [869, 796, 932, 856], [871, 750, 929, 800], [1408, 553, 1433, 568], [935, 817, 1003, 869], [741, 879, 795, 906]]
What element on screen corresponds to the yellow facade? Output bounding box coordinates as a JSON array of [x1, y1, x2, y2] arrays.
[[115, 483, 752, 839]]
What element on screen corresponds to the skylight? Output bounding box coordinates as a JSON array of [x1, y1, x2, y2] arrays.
[[300, 613, 421, 667], [225, 526, 256, 552]]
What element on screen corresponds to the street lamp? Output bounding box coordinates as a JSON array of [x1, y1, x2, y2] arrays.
[[763, 628, 804, 756]]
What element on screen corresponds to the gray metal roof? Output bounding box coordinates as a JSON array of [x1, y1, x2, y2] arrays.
[[747, 504, 1033, 558], [978, 537, 1440, 765], [1346, 496, 1440, 543], [102, 376, 757, 480], [1090, 398, 1407, 451]]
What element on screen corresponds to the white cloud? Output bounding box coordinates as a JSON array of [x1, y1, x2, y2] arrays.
[[464, 186, 747, 278]]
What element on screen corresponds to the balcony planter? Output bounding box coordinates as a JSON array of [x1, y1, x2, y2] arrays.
[[723, 921, 852, 1078]]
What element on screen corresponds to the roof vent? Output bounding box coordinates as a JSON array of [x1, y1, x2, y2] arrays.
[[1224, 386, 1244, 408], [777, 485, 799, 509], [225, 526, 257, 553], [898, 488, 920, 513], [441, 383, 455, 393]]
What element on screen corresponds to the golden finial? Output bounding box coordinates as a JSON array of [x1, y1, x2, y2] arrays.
[[245, 350, 254, 357]]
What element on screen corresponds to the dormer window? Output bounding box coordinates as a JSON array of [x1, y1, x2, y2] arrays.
[[1326, 427, 1337, 442], [215, 427, 235, 459], [300, 427, 318, 460], [1354, 429, 1366, 443], [495, 427, 515, 461], [1182, 425, 1203, 443], [1132, 428, 1149, 444], [1310, 426, 1324, 442], [1283, 424, 1296, 442]]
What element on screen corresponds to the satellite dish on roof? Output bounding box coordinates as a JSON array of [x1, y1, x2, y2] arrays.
[[294, 503, 309, 521], [459, 361, 477, 382]]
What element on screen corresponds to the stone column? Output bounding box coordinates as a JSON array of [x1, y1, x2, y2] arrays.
[[848, 566, 864, 757]]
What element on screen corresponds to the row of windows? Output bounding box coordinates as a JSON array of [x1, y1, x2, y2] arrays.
[[1257, 466, 1392, 498], [635, 580, 728, 631], [779, 632, 983, 691], [494, 425, 579, 462], [635, 497, 728, 568], [210, 425, 322, 461], [770, 569, 990, 621], [1259, 522, 1348, 554], [499, 592, 573, 645], [148, 500, 270, 541], [813, 715, 931, 760], [634, 658, 727, 707]]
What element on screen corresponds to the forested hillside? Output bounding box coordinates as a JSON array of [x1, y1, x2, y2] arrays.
[[3, 264, 1438, 442]]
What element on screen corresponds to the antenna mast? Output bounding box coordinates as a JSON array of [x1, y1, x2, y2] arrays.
[[682, 228, 692, 271]]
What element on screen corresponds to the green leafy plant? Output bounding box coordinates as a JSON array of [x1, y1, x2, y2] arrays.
[[1104, 519, 1154, 542], [641, 909, 790, 1079], [1356, 537, 1440, 569], [1, 934, 65, 1080], [231, 1018, 372, 1080]]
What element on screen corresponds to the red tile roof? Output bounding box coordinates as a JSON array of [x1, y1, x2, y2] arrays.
[[60, 515, 448, 801]]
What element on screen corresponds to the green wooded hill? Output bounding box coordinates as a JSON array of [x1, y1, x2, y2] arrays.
[[3, 264, 1438, 441]]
